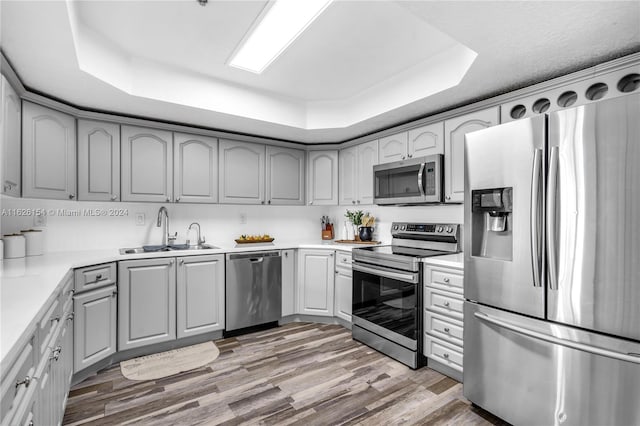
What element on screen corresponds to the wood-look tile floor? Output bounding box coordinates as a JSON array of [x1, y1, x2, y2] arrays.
[[64, 322, 506, 426]]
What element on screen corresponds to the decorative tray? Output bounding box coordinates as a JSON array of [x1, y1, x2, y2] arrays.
[[234, 238, 275, 244], [334, 240, 381, 245]]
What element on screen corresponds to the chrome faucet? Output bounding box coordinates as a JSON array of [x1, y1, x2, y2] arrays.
[[156, 206, 177, 246], [188, 222, 206, 246]]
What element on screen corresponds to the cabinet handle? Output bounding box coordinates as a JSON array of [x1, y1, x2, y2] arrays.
[[444, 327, 450, 333], [268, 200, 271, 204], [309, 201, 313, 205], [284, 252, 288, 257], [15, 376, 31, 388], [330, 253, 334, 257], [356, 200, 360, 204], [179, 259, 184, 265], [401, 156, 406, 160], [69, 289, 75, 295], [166, 197, 171, 202], [261, 201, 265, 204], [445, 196, 451, 200], [50, 316, 60, 324], [96, 274, 103, 280], [68, 194, 75, 199], [112, 290, 118, 297], [176, 197, 181, 202], [67, 313, 74, 322], [110, 194, 117, 201], [443, 277, 450, 283], [443, 301, 450, 307], [408, 154, 413, 158], [169, 260, 174, 265], [443, 353, 450, 359], [342, 257, 347, 262]]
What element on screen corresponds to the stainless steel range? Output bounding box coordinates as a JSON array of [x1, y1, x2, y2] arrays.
[[351, 223, 461, 369]]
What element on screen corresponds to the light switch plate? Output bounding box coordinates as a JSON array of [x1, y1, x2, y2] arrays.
[[135, 213, 145, 226], [34, 212, 47, 227], [239, 213, 247, 224]]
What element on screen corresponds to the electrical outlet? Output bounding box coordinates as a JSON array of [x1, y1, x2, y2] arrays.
[[34, 212, 47, 227], [135, 213, 145, 226], [239, 213, 247, 224]]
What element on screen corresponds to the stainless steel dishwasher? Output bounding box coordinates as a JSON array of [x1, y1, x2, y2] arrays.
[[225, 250, 282, 334]]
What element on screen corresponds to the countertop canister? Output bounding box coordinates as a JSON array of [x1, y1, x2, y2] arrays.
[[21, 229, 44, 256], [3, 234, 26, 259]]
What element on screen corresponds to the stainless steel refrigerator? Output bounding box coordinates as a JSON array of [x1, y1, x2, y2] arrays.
[[463, 93, 640, 426]]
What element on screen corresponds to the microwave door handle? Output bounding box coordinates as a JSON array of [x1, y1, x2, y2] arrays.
[[417, 163, 426, 196], [530, 148, 543, 287], [547, 146, 559, 291]]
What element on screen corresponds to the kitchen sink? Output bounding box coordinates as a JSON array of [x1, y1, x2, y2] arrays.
[[119, 244, 219, 255]]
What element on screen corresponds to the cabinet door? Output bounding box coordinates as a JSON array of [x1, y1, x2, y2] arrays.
[[338, 146, 357, 205], [73, 285, 117, 373], [176, 254, 225, 338], [307, 150, 338, 205], [334, 269, 352, 322], [1, 75, 21, 196], [118, 258, 176, 350], [444, 107, 499, 203], [77, 120, 120, 201], [121, 125, 173, 203], [378, 132, 408, 164], [174, 133, 218, 204], [356, 140, 378, 205], [219, 140, 265, 204], [266, 146, 305, 205], [22, 101, 76, 200], [408, 122, 444, 157], [297, 250, 335, 316], [281, 249, 296, 317]]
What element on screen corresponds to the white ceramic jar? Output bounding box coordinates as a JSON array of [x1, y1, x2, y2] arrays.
[[3, 234, 26, 259], [21, 229, 44, 256]]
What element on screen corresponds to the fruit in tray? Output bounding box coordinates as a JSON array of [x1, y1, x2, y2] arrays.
[[237, 234, 273, 242]]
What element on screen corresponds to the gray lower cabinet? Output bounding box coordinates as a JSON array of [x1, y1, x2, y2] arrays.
[[176, 254, 225, 338], [118, 258, 176, 350], [1, 74, 21, 196], [121, 125, 173, 203], [281, 249, 296, 316], [174, 133, 218, 204], [297, 249, 335, 316], [73, 286, 117, 373], [334, 269, 352, 322], [22, 101, 76, 200], [77, 119, 121, 202]]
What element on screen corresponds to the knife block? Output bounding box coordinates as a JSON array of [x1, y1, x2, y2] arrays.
[[322, 229, 333, 240]]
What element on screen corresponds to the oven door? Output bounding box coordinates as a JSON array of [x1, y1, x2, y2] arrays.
[[352, 262, 421, 350]]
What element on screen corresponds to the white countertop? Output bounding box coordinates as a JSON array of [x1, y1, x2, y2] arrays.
[[0, 240, 461, 365], [0, 240, 373, 364]]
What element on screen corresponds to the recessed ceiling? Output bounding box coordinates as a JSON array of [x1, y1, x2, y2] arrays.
[[1, 1, 639, 143]]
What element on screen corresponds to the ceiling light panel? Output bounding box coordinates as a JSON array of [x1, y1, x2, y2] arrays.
[[229, 0, 333, 74]]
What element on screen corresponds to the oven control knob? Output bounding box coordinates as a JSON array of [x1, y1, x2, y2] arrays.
[[393, 225, 398, 230], [437, 226, 443, 232], [447, 226, 452, 233], [400, 225, 406, 231]]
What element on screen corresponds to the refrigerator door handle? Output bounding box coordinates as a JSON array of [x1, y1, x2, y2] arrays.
[[530, 148, 543, 287], [474, 312, 640, 364], [547, 146, 559, 290]]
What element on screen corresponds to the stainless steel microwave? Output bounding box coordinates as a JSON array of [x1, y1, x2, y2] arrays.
[[373, 154, 443, 205]]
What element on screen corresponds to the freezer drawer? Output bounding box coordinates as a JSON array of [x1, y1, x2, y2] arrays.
[[464, 302, 640, 426]]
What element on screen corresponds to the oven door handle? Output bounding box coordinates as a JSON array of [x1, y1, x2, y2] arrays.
[[352, 263, 419, 284]]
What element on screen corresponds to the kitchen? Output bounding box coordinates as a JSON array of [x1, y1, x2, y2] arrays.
[[1, 1, 639, 425]]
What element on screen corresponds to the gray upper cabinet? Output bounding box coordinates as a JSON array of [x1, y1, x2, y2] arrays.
[[378, 132, 408, 164], [307, 150, 338, 205], [121, 125, 173, 203], [444, 107, 499, 203], [77, 120, 120, 202], [339, 140, 378, 205], [174, 133, 218, 204], [1, 75, 21, 196], [118, 258, 176, 350], [408, 122, 444, 157], [22, 101, 76, 200], [219, 140, 265, 204], [176, 254, 225, 338], [266, 146, 305, 205]]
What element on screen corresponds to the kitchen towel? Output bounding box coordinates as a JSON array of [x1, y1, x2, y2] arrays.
[[120, 341, 220, 381]]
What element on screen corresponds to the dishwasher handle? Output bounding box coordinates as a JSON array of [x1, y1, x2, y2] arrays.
[[227, 250, 281, 260]]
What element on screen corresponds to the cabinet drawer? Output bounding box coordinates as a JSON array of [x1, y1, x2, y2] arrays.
[[424, 287, 463, 320], [39, 298, 62, 356], [335, 252, 352, 269], [425, 311, 463, 347], [75, 263, 116, 293], [425, 266, 463, 294], [1, 331, 37, 425], [424, 335, 463, 372]]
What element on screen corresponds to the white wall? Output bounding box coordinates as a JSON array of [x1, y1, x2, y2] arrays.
[[1, 195, 463, 253], [0, 195, 331, 252], [330, 203, 463, 242]]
